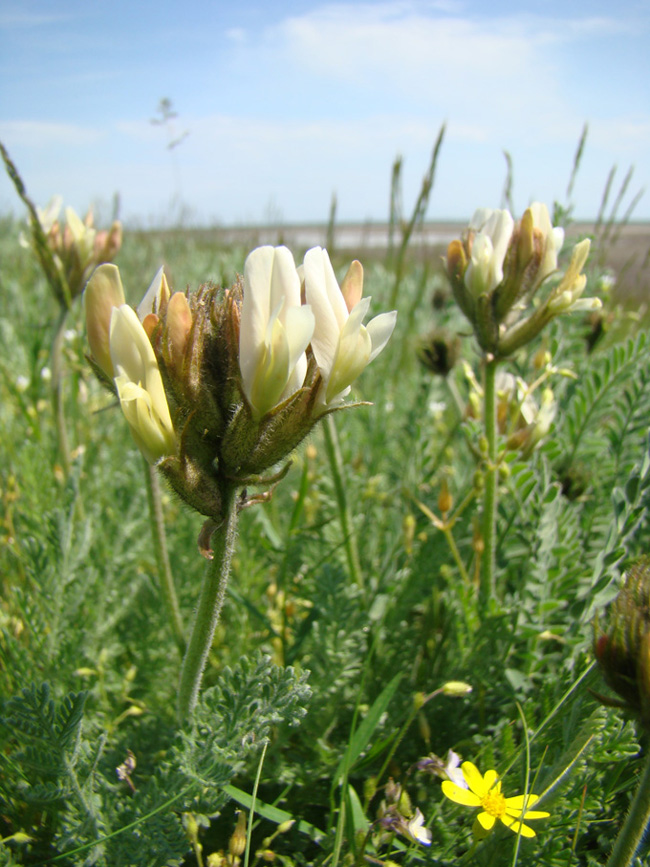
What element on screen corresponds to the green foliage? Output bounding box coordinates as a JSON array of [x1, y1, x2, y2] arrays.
[[1, 196, 649, 866], [1, 683, 87, 808], [174, 653, 311, 808], [0, 656, 309, 865]]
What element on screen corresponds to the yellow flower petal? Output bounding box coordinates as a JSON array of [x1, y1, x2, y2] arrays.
[[483, 769, 500, 792], [521, 810, 549, 820], [505, 794, 539, 810], [500, 814, 537, 838], [461, 762, 488, 797], [441, 780, 481, 807], [477, 811, 496, 831]]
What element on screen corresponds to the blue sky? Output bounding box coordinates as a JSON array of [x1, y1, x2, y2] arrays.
[[1, 0, 649, 226]]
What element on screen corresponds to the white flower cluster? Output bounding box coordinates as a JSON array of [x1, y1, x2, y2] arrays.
[[239, 245, 397, 419], [85, 246, 397, 466]]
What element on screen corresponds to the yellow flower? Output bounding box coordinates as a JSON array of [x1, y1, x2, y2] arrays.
[[441, 762, 549, 838]]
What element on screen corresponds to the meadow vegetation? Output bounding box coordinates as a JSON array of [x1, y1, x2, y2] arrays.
[[1, 131, 650, 866]]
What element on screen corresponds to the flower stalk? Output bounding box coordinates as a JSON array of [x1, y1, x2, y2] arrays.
[[444, 204, 596, 609], [606, 751, 650, 867], [177, 486, 238, 722], [481, 357, 499, 609]]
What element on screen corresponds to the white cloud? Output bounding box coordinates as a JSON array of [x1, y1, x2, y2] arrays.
[[251, 3, 644, 146], [0, 9, 71, 28], [1, 1, 647, 222], [275, 5, 546, 91], [0, 120, 104, 147], [226, 27, 247, 43], [591, 117, 650, 153], [115, 120, 165, 144]]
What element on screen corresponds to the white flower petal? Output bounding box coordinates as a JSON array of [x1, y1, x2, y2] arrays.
[[110, 305, 173, 442], [137, 266, 168, 321], [406, 809, 432, 846], [84, 263, 126, 377], [304, 248, 343, 377], [270, 245, 302, 311], [367, 310, 398, 362], [283, 304, 315, 394], [240, 245, 309, 417], [304, 250, 396, 410]]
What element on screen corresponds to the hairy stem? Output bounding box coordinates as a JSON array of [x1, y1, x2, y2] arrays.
[[481, 357, 498, 609], [322, 414, 364, 592], [143, 460, 185, 654], [606, 749, 650, 867], [177, 487, 238, 722]]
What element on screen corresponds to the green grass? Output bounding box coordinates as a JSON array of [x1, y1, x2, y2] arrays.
[[1, 206, 649, 867]]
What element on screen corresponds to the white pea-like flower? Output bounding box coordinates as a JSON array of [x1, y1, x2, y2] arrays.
[[526, 202, 565, 285], [109, 305, 176, 463], [303, 247, 396, 410], [84, 264, 126, 378], [239, 245, 315, 419], [465, 208, 515, 297]]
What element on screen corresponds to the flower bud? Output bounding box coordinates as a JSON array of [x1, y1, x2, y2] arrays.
[[517, 207, 535, 271], [165, 292, 193, 374], [340, 259, 363, 312], [65, 206, 96, 265], [527, 202, 564, 286], [277, 820, 295, 834], [84, 264, 126, 377], [594, 559, 650, 729], [446, 240, 473, 320], [441, 680, 473, 697], [438, 477, 453, 516], [418, 329, 460, 377], [229, 811, 248, 858], [94, 220, 123, 262]]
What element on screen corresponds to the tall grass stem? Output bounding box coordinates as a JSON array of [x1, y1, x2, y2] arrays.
[[177, 487, 238, 722], [51, 306, 72, 476], [389, 124, 445, 308], [143, 460, 185, 654], [244, 740, 268, 867], [322, 414, 364, 593]]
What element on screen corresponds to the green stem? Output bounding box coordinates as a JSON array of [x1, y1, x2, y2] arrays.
[[356, 702, 427, 865], [143, 460, 185, 655], [177, 487, 238, 722], [606, 750, 650, 867], [445, 373, 466, 420], [481, 357, 499, 610], [322, 414, 364, 592], [51, 305, 71, 476], [442, 525, 471, 587]]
